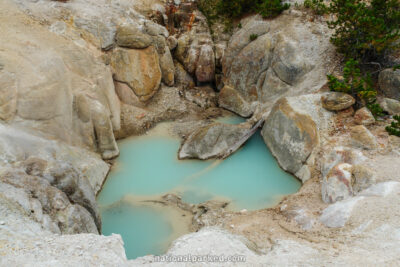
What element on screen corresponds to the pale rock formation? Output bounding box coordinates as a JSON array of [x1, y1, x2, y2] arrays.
[[321, 146, 366, 178], [352, 164, 377, 193], [220, 13, 335, 117], [0, 123, 109, 234], [321, 181, 400, 228], [110, 47, 162, 102], [115, 86, 188, 138], [167, 36, 178, 50], [262, 94, 333, 177], [159, 47, 176, 86], [379, 97, 400, 115], [218, 86, 254, 117], [320, 196, 363, 228], [178, 123, 249, 160], [321, 92, 356, 111], [174, 9, 215, 83], [320, 147, 367, 203], [115, 25, 153, 49], [321, 163, 354, 203], [0, 1, 120, 159], [378, 68, 400, 99], [354, 107, 375, 125], [175, 61, 196, 89], [350, 125, 379, 150]]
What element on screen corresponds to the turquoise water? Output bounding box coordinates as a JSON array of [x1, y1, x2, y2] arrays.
[[97, 119, 301, 259], [101, 202, 173, 258]]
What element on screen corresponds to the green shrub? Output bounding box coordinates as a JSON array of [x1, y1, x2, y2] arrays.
[[327, 59, 383, 116], [256, 0, 290, 18], [327, 0, 400, 64], [216, 0, 255, 18], [303, 0, 328, 15], [386, 115, 400, 136], [250, 34, 258, 41], [198, 0, 289, 29]]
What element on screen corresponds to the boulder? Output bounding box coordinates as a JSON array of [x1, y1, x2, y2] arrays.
[[271, 35, 314, 86], [174, 61, 195, 89], [159, 48, 175, 86], [218, 86, 254, 117], [354, 107, 375, 125], [262, 94, 332, 176], [220, 13, 335, 116], [379, 98, 400, 115], [223, 34, 273, 102], [222, 16, 270, 70], [114, 81, 143, 107], [174, 26, 215, 83], [350, 125, 378, 150], [195, 44, 215, 83], [321, 92, 355, 111], [144, 20, 169, 38], [352, 164, 376, 193], [321, 146, 366, 178], [378, 68, 400, 99], [179, 123, 249, 160], [74, 18, 116, 50], [115, 25, 152, 49], [115, 86, 187, 138], [110, 47, 161, 102], [167, 36, 178, 50], [321, 163, 354, 203]]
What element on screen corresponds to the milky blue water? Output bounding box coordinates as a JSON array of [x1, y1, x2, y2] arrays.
[[101, 202, 172, 258], [97, 117, 301, 259]]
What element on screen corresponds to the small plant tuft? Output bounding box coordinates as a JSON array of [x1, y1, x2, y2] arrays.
[[386, 115, 400, 137], [250, 34, 258, 41]]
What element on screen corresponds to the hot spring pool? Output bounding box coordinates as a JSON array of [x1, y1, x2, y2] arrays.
[[97, 118, 301, 259]]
